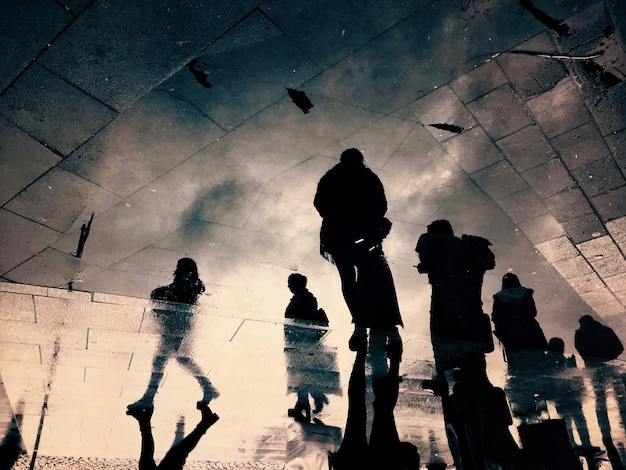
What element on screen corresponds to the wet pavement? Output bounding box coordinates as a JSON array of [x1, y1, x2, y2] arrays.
[[1, 0, 626, 468]]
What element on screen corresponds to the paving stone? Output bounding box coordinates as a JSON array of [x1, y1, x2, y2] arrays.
[[592, 186, 626, 222], [553, 255, 594, 280], [0, 118, 62, 207], [518, 212, 566, 244], [586, 81, 626, 136], [470, 160, 528, 200], [0, 1, 71, 92], [572, 157, 626, 197], [496, 124, 556, 172], [563, 213, 608, 244], [402, 85, 477, 142], [568, 271, 605, 293], [526, 78, 592, 138], [450, 60, 508, 104], [497, 188, 548, 224], [442, 127, 503, 173], [551, 121, 611, 171], [606, 216, 626, 252], [0, 64, 118, 157], [606, 128, 626, 175], [497, 32, 568, 99], [535, 235, 580, 263], [543, 188, 595, 222], [467, 84, 533, 140], [578, 234, 626, 278], [522, 158, 575, 199]]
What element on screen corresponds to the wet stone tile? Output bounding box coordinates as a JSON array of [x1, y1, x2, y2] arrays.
[[568, 271, 605, 293], [606, 128, 626, 174], [497, 32, 568, 99], [543, 187, 595, 222], [553, 255, 594, 280], [0, 64, 117, 156], [586, 81, 626, 136], [442, 127, 504, 173], [404, 85, 477, 142], [450, 60, 508, 103], [467, 84, 533, 140], [551, 121, 610, 171], [535, 235, 579, 263], [470, 160, 528, 200], [572, 157, 626, 197], [497, 188, 548, 223], [606, 216, 626, 252], [526, 78, 592, 138], [518, 212, 566, 244], [497, 124, 556, 172], [562, 213, 607, 244], [592, 186, 626, 222], [522, 158, 575, 199]]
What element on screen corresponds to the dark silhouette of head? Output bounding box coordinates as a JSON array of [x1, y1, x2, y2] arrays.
[[578, 314, 595, 327], [287, 273, 307, 293], [547, 337, 565, 354], [174, 257, 200, 282], [502, 272, 521, 289], [427, 219, 454, 235], [340, 148, 365, 166]]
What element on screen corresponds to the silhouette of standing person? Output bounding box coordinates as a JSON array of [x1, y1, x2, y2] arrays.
[[415, 220, 495, 386], [314, 148, 402, 351], [491, 272, 548, 369], [128, 258, 218, 410], [285, 273, 329, 325], [126, 402, 219, 470], [283, 273, 339, 424]]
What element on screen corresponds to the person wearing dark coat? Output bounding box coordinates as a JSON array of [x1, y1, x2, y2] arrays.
[[416, 220, 495, 383], [314, 148, 402, 350], [574, 314, 624, 364], [284, 273, 328, 325], [491, 273, 548, 361]]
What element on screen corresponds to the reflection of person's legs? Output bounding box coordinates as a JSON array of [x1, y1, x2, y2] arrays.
[[370, 336, 419, 469], [175, 356, 219, 404], [158, 403, 219, 469], [126, 407, 158, 470], [370, 342, 400, 451], [331, 336, 368, 468], [288, 390, 312, 423], [129, 354, 168, 408]]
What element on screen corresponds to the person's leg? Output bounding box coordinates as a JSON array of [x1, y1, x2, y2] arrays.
[[175, 356, 219, 405], [126, 407, 158, 470], [128, 354, 168, 409], [330, 335, 368, 469], [158, 403, 219, 469], [330, 252, 360, 319], [369, 335, 401, 451]]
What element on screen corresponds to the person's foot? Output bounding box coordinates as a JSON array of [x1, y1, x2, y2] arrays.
[[126, 399, 154, 411], [198, 383, 220, 406], [288, 403, 311, 423], [126, 405, 154, 423], [196, 402, 220, 427]]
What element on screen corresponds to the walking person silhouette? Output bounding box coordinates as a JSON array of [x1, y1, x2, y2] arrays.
[[127, 258, 218, 410]]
